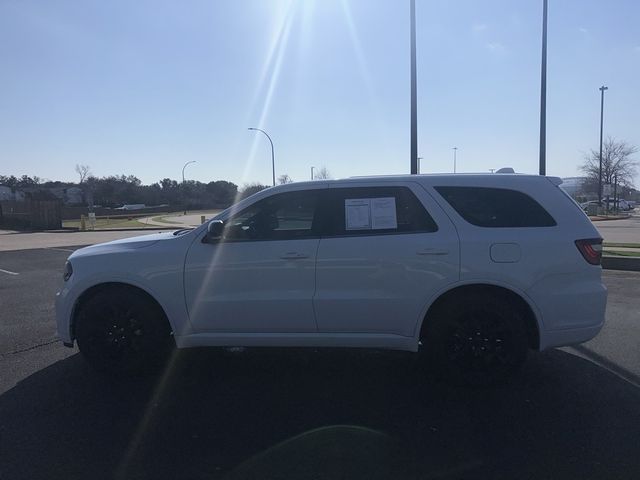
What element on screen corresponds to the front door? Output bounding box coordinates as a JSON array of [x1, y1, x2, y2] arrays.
[[184, 188, 323, 333]]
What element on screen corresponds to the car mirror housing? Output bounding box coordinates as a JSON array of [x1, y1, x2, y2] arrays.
[[203, 220, 224, 243]]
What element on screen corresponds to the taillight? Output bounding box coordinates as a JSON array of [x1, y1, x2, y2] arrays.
[[575, 238, 603, 265]]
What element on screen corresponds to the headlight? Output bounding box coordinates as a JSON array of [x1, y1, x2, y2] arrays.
[[63, 261, 73, 281]]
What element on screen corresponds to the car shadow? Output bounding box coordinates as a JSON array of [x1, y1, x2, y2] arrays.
[[1, 348, 639, 480]]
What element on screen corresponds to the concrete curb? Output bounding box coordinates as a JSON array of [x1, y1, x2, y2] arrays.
[[46, 227, 181, 233], [602, 256, 640, 272], [79, 227, 181, 232], [589, 214, 633, 222]]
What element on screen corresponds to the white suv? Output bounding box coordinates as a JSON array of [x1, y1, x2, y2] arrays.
[[56, 174, 607, 381]]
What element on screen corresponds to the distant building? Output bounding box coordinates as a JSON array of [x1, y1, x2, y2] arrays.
[[48, 186, 84, 205], [115, 204, 146, 211], [561, 177, 589, 197], [0, 185, 26, 202]]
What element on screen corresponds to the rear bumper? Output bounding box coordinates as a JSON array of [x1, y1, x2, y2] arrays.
[[528, 272, 607, 350], [539, 322, 605, 350]]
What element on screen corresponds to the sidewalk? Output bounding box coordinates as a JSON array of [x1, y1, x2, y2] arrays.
[[0, 229, 160, 252], [140, 210, 222, 228]]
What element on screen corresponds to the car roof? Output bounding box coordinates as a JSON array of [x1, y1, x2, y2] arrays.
[[260, 173, 562, 196]]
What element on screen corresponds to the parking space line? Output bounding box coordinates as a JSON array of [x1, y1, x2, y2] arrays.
[[0, 268, 19, 276]]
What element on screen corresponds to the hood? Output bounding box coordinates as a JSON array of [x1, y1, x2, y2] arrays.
[[69, 231, 185, 258]]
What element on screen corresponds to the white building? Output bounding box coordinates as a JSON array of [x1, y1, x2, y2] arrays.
[[0, 185, 26, 202]]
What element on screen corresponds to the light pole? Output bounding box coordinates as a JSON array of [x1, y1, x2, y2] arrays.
[[539, 0, 548, 175], [181, 161, 196, 215], [248, 127, 276, 187], [410, 0, 418, 175], [417, 157, 423, 174], [598, 85, 608, 205], [311, 166, 315, 180], [182, 161, 196, 183], [452, 147, 458, 173]]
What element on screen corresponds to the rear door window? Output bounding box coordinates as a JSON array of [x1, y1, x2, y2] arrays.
[[434, 186, 556, 227], [320, 186, 438, 236]]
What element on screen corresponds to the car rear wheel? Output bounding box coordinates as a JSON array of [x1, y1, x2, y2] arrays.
[[423, 293, 528, 386], [75, 287, 174, 374]]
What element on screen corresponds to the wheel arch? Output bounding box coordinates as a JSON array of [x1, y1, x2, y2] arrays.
[[417, 283, 541, 350], [70, 281, 173, 341]]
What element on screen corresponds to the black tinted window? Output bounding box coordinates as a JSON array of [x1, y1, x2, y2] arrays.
[[225, 190, 320, 241], [435, 186, 556, 227], [322, 186, 438, 236]]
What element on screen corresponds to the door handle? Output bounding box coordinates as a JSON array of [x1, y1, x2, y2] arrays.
[[280, 252, 309, 259], [416, 248, 449, 256]]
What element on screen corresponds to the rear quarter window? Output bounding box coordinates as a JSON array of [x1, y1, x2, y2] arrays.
[[434, 186, 556, 228]]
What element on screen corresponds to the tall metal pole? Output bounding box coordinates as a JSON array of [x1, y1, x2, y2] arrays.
[[311, 166, 315, 180], [181, 160, 196, 215], [598, 85, 608, 204], [417, 157, 423, 174], [182, 160, 196, 183], [538, 0, 548, 176], [410, 0, 418, 174], [248, 127, 276, 186], [453, 147, 458, 173]]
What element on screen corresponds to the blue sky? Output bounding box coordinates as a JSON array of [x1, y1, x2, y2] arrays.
[[1, 0, 639, 187]]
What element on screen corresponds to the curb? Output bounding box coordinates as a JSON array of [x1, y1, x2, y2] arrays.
[[46, 227, 182, 233], [589, 215, 632, 222], [602, 256, 640, 272]]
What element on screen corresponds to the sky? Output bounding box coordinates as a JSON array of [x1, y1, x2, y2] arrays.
[[1, 0, 639, 187]]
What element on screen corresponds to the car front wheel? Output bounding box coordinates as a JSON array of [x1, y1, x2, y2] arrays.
[[75, 286, 174, 374]]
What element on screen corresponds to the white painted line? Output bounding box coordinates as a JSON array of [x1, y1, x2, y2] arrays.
[[45, 247, 75, 253], [0, 268, 19, 276]]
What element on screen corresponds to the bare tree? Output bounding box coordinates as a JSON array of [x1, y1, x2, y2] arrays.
[[580, 137, 638, 188], [277, 174, 293, 185], [75, 164, 92, 184], [314, 166, 332, 180]]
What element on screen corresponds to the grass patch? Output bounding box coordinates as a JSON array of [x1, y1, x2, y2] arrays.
[[603, 243, 640, 249], [603, 250, 640, 258], [63, 217, 156, 229]]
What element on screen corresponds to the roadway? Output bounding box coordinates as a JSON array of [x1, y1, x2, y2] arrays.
[[594, 212, 640, 244], [1, 242, 639, 479]]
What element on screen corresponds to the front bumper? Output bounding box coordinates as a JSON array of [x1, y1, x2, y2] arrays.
[[55, 287, 74, 346]]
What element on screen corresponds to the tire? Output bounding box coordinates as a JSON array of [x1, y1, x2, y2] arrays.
[[423, 292, 528, 386], [75, 287, 174, 374]]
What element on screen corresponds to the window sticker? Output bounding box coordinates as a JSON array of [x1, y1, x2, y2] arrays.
[[345, 198, 371, 230], [371, 197, 397, 229], [344, 197, 397, 230]]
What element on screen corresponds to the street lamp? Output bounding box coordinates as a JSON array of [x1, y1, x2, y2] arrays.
[[182, 160, 196, 183], [248, 127, 276, 187], [598, 85, 608, 205], [452, 147, 458, 173], [539, 0, 548, 175], [181, 161, 196, 215], [311, 166, 315, 180], [410, 0, 418, 175]]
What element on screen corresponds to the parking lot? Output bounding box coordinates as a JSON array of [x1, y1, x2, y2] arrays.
[[1, 234, 640, 479]]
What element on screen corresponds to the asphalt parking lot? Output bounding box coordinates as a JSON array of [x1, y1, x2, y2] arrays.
[[1, 243, 640, 479]]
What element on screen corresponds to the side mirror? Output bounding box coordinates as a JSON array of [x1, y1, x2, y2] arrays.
[[203, 220, 224, 243]]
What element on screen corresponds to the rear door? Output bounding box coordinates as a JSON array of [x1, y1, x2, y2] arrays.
[[313, 182, 460, 337]]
